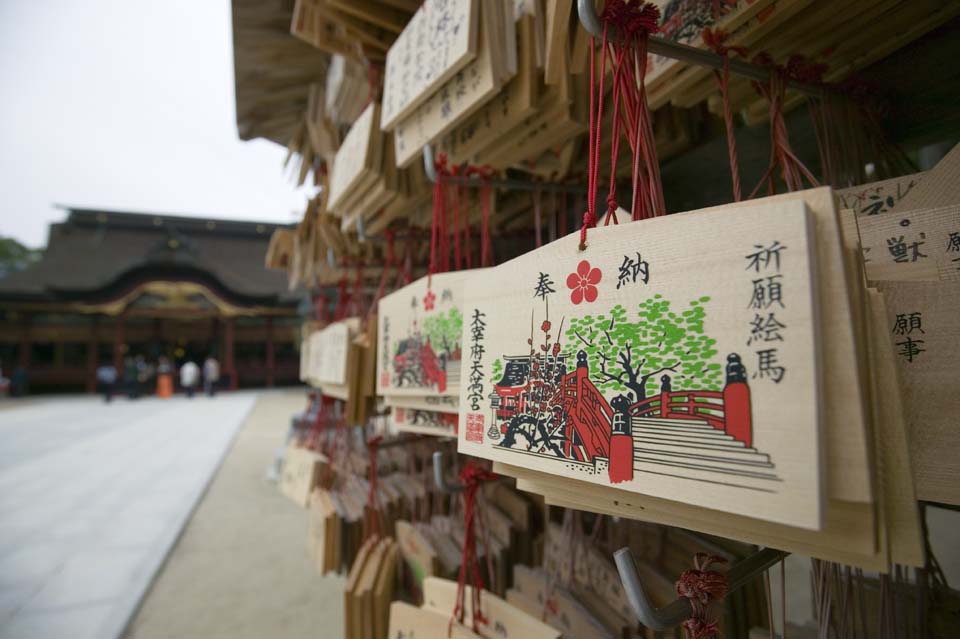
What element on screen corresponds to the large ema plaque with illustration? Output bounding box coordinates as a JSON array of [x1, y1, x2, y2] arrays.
[[377, 271, 472, 400], [457, 201, 824, 529]]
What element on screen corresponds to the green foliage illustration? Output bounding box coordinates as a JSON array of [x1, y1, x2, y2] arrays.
[[421, 308, 463, 357], [490, 358, 504, 385], [563, 295, 722, 402]]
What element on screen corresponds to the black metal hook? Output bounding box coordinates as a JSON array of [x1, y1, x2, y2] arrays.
[[575, 0, 823, 96]]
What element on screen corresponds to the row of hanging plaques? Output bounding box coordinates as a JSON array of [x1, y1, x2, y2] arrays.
[[366, 168, 960, 571]]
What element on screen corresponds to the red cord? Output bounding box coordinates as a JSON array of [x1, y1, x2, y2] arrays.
[[449, 463, 497, 635], [703, 28, 747, 202], [676, 553, 729, 639]]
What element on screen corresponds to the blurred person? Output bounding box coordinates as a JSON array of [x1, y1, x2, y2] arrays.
[[156, 356, 174, 398], [123, 357, 138, 398], [134, 355, 150, 396], [180, 359, 200, 398], [203, 355, 220, 397], [95, 363, 118, 402]]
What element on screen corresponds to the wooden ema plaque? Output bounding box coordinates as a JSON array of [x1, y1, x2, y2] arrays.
[[393, 1, 516, 168], [380, 0, 479, 132], [857, 204, 960, 284], [835, 172, 925, 216], [377, 270, 475, 399], [313, 320, 352, 386], [457, 201, 824, 530]]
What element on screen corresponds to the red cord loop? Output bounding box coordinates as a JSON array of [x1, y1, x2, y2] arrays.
[[676, 554, 729, 639], [449, 462, 497, 636]]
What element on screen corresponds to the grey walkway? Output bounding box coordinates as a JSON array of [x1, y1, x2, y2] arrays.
[[125, 389, 344, 639], [0, 393, 258, 639]]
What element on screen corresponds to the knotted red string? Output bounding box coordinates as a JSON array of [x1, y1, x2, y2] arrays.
[[579, 14, 609, 250], [333, 274, 350, 321], [449, 463, 497, 636], [364, 436, 383, 541], [370, 230, 396, 318], [451, 166, 463, 269], [468, 166, 495, 267], [314, 290, 329, 324], [703, 28, 748, 202], [462, 182, 472, 269], [787, 55, 834, 185], [350, 258, 365, 318], [749, 53, 820, 198], [676, 553, 729, 639]]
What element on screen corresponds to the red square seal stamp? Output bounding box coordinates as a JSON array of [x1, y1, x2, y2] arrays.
[[465, 413, 484, 443]]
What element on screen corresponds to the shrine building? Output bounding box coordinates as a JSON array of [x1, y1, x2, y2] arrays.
[[0, 208, 305, 392]]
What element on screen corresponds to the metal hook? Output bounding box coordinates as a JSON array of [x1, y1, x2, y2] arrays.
[[576, 0, 823, 96], [432, 451, 464, 493], [614, 546, 788, 631]]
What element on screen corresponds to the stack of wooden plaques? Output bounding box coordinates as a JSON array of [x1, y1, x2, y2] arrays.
[[452, 184, 925, 573], [305, 82, 339, 166], [633, 0, 960, 123], [325, 55, 369, 126], [845, 144, 960, 509], [290, 0, 418, 63], [326, 101, 432, 234], [388, 577, 561, 639], [280, 445, 328, 507], [377, 271, 474, 438], [345, 535, 400, 639], [382, 0, 519, 169]]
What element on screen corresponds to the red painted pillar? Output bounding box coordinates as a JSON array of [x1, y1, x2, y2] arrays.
[[607, 395, 634, 484], [723, 383, 752, 446], [265, 316, 275, 388], [223, 318, 237, 390], [723, 353, 752, 446]]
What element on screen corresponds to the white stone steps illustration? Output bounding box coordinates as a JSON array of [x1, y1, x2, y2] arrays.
[[633, 439, 772, 465], [631, 431, 746, 448], [630, 416, 778, 484], [632, 422, 733, 439]]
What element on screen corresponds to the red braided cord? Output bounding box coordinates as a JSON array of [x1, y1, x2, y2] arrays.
[[579, 19, 609, 251], [703, 28, 747, 202], [676, 553, 729, 639], [365, 436, 383, 541], [449, 463, 497, 635]]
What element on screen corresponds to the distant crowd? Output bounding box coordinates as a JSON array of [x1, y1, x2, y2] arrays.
[[94, 356, 221, 402]]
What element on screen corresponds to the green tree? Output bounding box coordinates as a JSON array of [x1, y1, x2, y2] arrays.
[[563, 295, 722, 402], [421, 308, 463, 356], [0, 237, 41, 278]]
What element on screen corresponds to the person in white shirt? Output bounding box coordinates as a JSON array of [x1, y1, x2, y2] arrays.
[[180, 360, 200, 398]]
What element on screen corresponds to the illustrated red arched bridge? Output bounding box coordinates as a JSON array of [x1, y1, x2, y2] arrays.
[[491, 350, 778, 488], [393, 336, 454, 393]]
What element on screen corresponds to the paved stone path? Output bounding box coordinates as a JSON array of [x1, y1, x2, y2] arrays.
[[125, 389, 343, 639], [0, 393, 258, 639]]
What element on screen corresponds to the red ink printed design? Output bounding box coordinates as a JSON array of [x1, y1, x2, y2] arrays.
[[566, 260, 602, 304], [465, 413, 484, 443]]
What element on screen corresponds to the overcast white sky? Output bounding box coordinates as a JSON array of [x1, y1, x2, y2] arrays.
[[0, 1, 315, 249]]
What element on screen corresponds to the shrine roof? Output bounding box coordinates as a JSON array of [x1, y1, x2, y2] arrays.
[[0, 208, 303, 308]]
